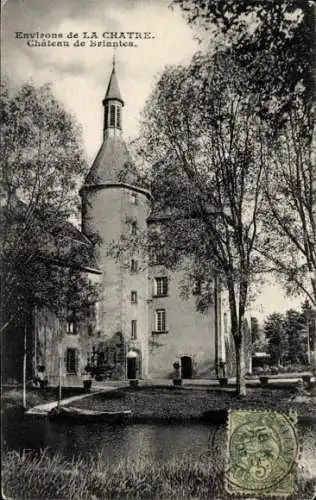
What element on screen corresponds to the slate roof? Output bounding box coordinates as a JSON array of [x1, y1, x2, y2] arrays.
[[1, 197, 101, 274], [103, 65, 124, 105], [82, 136, 145, 189], [47, 220, 101, 273]]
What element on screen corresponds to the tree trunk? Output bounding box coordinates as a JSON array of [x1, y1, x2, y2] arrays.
[[22, 325, 27, 409], [235, 338, 246, 396], [58, 345, 62, 408]]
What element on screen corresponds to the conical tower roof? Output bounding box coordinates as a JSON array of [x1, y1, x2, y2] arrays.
[[103, 60, 124, 106], [83, 136, 139, 186]]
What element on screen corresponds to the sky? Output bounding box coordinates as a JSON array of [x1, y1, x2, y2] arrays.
[[1, 0, 304, 321], [2, 0, 198, 162]]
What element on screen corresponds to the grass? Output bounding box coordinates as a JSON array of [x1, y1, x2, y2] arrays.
[[2, 386, 88, 412], [71, 386, 316, 420], [2, 448, 315, 500]]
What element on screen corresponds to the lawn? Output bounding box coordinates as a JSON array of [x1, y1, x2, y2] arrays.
[[2, 386, 87, 412], [71, 386, 316, 421]]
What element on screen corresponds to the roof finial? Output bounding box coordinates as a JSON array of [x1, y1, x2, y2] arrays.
[[112, 51, 116, 70]]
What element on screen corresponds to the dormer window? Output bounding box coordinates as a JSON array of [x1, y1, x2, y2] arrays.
[[131, 221, 137, 235]]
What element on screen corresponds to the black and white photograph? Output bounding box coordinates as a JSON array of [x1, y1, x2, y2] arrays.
[[1, 0, 315, 498]]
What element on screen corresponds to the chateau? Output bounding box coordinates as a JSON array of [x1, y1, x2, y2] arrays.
[[5, 62, 236, 385]]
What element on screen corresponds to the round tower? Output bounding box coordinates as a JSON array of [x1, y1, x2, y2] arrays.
[[80, 59, 151, 379]]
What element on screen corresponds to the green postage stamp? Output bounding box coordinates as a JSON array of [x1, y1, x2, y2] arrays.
[[225, 410, 299, 496]]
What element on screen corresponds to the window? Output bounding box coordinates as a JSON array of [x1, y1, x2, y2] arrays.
[[192, 279, 202, 296], [131, 259, 138, 273], [131, 291, 138, 304], [66, 310, 78, 335], [131, 221, 137, 235], [66, 348, 78, 374], [110, 104, 116, 127], [105, 104, 109, 128], [131, 320, 137, 340], [149, 246, 167, 265], [155, 309, 166, 332], [155, 277, 168, 297], [131, 193, 138, 205], [117, 106, 121, 128]]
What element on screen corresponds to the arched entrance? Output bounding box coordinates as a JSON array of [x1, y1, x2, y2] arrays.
[[181, 356, 193, 379]]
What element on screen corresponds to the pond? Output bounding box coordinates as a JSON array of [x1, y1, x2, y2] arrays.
[[2, 408, 316, 476]]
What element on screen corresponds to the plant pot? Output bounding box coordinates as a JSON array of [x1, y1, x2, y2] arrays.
[[39, 379, 48, 389], [302, 375, 312, 388], [129, 379, 139, 388], [83, 379, 92, 392], [260, 376, 269, 386], [218, 377, 228, 387], [172, 378, 182, 386]]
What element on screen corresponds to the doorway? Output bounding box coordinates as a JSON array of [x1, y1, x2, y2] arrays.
[[127, 350, 141, 379], [181, 356, 193, 379]]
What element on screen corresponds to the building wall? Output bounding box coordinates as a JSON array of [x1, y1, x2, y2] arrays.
[[34, 271, 102, 387], [148, 265, 218, 379]]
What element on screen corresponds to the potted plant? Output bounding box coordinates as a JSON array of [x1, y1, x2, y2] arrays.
[[302, 374, 312, 389], [172, 361, 182, 386], [37, 365, 48, 389], [259, 371, 270, 386], [218, 377, 228, 387], [218, 359, 228, 387], [83, 365, 92, 392]]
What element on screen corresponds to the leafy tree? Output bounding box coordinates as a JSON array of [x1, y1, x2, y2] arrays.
[[264, 313, 288, 366], [119, 52, 268, 395], [173, 0, 315, 119], [301, 299, 316, 362], [284, 308, 307, 364], [262, 99, 315, 306], [250, 316, 260, 343], [1, 81, 99, 379], [173, 1, 315, 305]]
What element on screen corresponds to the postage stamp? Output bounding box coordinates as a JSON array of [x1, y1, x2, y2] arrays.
[[225, 410, 299, 497]]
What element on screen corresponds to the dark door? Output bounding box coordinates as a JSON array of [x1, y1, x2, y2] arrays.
[[181, 356, 193, 379], [127, 357, 137, 379]]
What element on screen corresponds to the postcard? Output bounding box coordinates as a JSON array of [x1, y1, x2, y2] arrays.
[[1, 1, 315, 498]]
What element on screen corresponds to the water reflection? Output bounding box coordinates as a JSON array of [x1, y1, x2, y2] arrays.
[[2, 408, 316, 478]]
